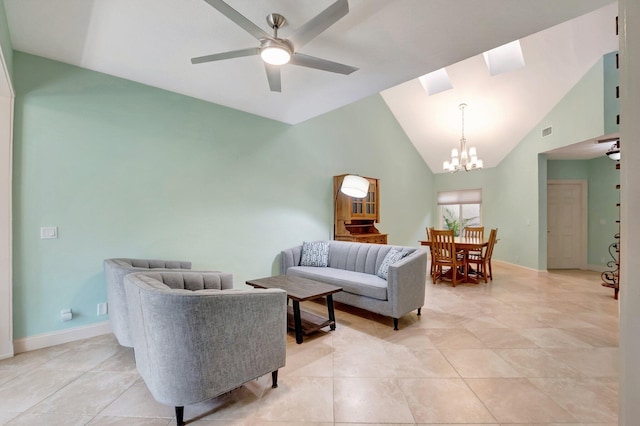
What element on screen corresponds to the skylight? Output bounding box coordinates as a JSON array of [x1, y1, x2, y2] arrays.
[[418, 68, 453, 96], [483, 40, 525, 76]]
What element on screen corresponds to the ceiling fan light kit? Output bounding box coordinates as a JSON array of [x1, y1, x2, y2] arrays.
[[192, 0, 358, 92], [260, 38, 293, 65]]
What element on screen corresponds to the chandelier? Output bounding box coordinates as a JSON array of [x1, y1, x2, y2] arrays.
[[443, 103, 483, 172]]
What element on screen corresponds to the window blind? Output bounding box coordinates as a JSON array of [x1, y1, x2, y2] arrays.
[[437, 189, 482, 205]]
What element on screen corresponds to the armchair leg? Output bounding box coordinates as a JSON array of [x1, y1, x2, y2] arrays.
[[393, 318, 399, 330], [175, 406, 184, 426], [271, 370, 278, 388], [417, 307, 422, 315]]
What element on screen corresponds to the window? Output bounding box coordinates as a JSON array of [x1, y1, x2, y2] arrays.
[[437, 189, 482, 236]]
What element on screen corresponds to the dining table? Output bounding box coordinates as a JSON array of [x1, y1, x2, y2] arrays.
[[420, 236, 490, 284]]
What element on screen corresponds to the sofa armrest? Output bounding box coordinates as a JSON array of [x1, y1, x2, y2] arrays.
[[386, 249, 428, 318], [280, 245, 303, 274]]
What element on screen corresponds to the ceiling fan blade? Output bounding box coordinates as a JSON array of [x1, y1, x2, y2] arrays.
[[191, 47, 259, 64], [264, 64, 282, 92], [203, 0, 271, 40], [289, 53, 358, 75], [288, 0, 349, 50]]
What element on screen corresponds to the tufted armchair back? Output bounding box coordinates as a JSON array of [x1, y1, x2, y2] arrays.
[[133, 271, 233, 291], [103, 258, 193, 347]]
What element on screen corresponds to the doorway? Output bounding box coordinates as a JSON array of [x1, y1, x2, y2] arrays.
[[547, 180, 587, 269]]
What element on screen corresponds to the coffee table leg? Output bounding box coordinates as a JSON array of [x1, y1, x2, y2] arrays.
[[292, 300, 303, 344], [327, 295, 336, 331]]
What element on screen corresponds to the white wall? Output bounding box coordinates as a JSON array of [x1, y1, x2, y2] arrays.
[[619, 0, 640, 422], [0, 93, 13, 360]]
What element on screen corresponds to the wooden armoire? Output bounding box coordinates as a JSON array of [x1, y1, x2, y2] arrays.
[[333, 174, 387, 244]]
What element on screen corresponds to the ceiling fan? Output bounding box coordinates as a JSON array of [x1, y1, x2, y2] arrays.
[[191, 0, 359, 92]]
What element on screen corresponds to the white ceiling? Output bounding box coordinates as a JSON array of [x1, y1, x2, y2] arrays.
[[381, 2, 619, 172], [546, 133, 619, 160], [4, 0, 617, 169]]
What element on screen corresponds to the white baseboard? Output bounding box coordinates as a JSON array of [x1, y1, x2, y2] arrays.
[[13, 321, 112, 354], [0, 340, 14, 360], [492, 259, 547, 273]]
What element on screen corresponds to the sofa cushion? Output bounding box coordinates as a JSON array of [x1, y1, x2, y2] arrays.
[[300, 241, 330, 267], [300, 241, 329, 267], [287, 266, 388, 301], [376, 248, 408, 280]]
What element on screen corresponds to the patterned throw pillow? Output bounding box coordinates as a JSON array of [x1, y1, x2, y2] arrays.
[[300, 241, 329, 267], [376, 248, 408, 280]]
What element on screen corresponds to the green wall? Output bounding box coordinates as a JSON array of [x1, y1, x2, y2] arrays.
[[548, 157, 620, 267], [12, 52, 434, 339], [603, 51, 619, 135], [547, 159, 589, 179], [433, 57, 607, 270], [587, 157, 620, 267]]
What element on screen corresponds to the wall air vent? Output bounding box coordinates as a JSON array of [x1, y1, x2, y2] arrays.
[[542, 126, 553, 137]]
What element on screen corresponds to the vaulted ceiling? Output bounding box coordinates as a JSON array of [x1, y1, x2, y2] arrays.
[[3, 0, 617, 171]]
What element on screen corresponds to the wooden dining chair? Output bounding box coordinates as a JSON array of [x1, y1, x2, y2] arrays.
[[485, 228, 498, 280], [427, 227, 436, 277], [463, 226, 485, 272], [430, 229, 463, 287], [466, 228, 497, 282], [464, 226, 484, 239]]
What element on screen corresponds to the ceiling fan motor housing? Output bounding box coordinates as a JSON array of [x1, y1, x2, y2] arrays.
[[267, 13, 287, 31]]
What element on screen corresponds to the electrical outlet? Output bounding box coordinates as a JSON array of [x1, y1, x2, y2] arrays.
[[40, 226, 58, 239], [97, 302, 108, 316], [61, 308, 72, 322]]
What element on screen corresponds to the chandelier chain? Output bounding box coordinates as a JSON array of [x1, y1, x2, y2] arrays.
[[460, 103, 466, 141]]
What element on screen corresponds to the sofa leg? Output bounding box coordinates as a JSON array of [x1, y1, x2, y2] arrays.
[[272, 370, 278, 388], [417, 307, 422, 315], [175, 406, 184, 426], [393, 318, 399, 330]]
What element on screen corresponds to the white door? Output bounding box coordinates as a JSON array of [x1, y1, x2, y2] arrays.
[[547, 182, 586, 269]]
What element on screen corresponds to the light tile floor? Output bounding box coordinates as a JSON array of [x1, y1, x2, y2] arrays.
[[0, 263, 619, 425]]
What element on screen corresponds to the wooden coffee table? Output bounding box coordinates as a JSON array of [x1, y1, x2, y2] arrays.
[[246, 275, 343, 344]]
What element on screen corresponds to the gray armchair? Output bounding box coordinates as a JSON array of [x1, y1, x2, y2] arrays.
[[124, 271, 287, 426], [103, 258, 193, 347]]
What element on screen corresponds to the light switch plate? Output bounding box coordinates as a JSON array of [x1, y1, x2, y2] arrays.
[[97, 302, 108, 316], [40, 226, 58, 239]]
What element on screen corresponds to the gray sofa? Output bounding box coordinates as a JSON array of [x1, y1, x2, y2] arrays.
[[125, 271, 287, 426], [103, 258, 193, 347], [280, 241, 427, 330]]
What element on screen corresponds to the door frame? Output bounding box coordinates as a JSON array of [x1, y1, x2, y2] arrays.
[[547, 180, 588, 270], [0, 80, 13, 357]]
